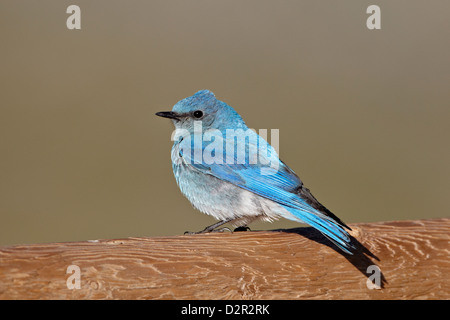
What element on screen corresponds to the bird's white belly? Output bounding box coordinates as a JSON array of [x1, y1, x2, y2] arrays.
[[173, 162, 288, 225], [171, 142, 292, 226]]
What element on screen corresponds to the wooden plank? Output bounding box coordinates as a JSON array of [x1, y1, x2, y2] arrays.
[[0, 218, 449, 299]]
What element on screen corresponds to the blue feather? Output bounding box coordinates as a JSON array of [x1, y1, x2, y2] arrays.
[[177, 130, 355, 254]]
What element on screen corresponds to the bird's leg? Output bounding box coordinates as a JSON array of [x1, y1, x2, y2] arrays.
[[184, 218, 235, 235]]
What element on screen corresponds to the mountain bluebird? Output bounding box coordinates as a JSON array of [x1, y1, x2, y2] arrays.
[[156, 90, 355, 254]]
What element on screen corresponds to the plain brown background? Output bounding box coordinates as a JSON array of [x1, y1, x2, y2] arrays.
[[1, 1, 449, 245]]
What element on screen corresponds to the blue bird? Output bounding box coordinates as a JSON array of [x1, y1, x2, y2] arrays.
[[156, 90, 355, 254]]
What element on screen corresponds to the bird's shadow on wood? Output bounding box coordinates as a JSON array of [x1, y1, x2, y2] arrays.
[[271, 226, 388, 288]]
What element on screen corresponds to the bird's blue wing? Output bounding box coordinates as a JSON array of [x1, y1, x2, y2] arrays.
[[177, 134, 355, 254]]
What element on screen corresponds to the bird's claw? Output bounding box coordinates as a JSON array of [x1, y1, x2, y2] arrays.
[[233, 226, 251, 232]]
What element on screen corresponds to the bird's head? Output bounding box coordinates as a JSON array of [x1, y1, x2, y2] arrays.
[[156, 90, 247, 133]]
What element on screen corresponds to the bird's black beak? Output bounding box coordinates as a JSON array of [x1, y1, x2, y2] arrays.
[[155, 111, 180, 121]]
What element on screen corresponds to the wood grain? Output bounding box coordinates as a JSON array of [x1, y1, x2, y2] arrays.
[[0, 219, 449, 299]]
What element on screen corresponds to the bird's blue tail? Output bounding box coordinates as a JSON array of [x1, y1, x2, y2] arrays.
[[283, 205, 355, 254]]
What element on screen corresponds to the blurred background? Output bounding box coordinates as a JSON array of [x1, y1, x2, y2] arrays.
[[1, 1, 449, 245]]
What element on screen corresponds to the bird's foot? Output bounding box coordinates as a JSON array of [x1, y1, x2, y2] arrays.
[[184, 218, 235, 235], [233, 226, 251, 232]]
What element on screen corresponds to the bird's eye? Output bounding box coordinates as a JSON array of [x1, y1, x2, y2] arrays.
[[193, 110, 203, 118]]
